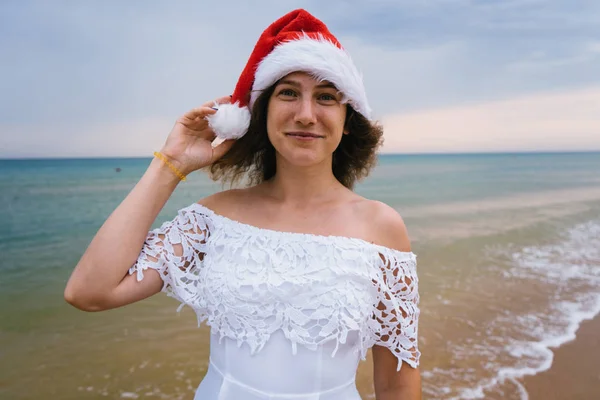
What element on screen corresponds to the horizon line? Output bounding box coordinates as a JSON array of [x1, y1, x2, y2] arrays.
[[1, 149, 600, 161]]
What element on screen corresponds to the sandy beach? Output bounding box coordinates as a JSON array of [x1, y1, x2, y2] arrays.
[[523, 314, 600, 400]]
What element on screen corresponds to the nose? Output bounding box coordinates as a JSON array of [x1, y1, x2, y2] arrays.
[[293, 97, 317, 126]]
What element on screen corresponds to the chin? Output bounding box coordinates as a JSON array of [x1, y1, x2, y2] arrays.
[[280, 148, 328, 167]]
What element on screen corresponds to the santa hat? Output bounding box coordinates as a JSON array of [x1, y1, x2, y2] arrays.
[[207, 9, 372, 140]]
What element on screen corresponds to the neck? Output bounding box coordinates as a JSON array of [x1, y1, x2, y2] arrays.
[[263, 156, 345, 208]]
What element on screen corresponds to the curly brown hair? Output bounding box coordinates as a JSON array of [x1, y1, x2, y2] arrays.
[[208, 83, 384, 190]]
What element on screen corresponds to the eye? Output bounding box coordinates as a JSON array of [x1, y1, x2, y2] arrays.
[[278, 88, 297, 98], [318, 93, 338, 103]]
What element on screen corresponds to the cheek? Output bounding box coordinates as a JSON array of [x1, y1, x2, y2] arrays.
[[266, 105, 280, 141], [266, 110, 291, 149], [327, 113, 346, 137], [267, 102, 292, 129], [326, 106, 347, 133]]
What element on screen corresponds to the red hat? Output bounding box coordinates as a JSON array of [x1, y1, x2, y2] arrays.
[[207, 9, 372, 140]]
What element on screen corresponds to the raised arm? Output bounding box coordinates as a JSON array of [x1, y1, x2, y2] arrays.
[[64, 96, 234, 312]]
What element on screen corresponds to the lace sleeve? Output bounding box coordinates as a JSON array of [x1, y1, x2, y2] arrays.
[[370, 249, 420, 371], [128, 207, 211, 307]]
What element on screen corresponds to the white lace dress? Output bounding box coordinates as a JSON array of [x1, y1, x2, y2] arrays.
[[129, 203, 420, 400]]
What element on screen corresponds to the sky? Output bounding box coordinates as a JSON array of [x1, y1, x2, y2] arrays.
[[1, 0, 599, 158]]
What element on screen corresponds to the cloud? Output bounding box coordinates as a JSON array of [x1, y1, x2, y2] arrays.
[[381, 86, 600, 153], [1, 1, 600, 157], [342, 38, 469, 115], [507, 40, 600, 71], [2, 86, 597, 158], [0, 117, 173, 159]]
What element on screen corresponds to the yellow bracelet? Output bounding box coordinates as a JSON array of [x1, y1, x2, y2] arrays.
[[153, 151, 187, 181]]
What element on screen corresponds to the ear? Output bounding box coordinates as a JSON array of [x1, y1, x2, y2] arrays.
[[343, 129, 349, 135]]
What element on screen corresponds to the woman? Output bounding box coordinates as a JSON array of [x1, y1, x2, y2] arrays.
[[65, 9, 421, 400]]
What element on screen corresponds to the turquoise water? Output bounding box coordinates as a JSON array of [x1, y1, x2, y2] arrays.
[[1, 152, 599, 399]]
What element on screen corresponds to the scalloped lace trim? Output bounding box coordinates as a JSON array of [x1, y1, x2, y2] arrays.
[[129, 203, 420, 370]]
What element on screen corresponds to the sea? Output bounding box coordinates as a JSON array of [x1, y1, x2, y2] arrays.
[[1, 152, 599, 399]]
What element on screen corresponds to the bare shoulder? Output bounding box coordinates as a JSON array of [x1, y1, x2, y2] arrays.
[[197, 188, 251, 214], [359, 199, 411, 253]]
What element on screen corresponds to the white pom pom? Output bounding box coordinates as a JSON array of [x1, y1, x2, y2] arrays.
[[206, 102, 251, 140]]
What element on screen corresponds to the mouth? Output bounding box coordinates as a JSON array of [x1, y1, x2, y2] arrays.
[[285, 132, 324, 140]]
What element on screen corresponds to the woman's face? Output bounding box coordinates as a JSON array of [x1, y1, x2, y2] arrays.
[[266, 71, 347, 168]]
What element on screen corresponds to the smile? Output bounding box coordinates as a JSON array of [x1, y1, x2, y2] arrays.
[[286, 132, 324, 140]]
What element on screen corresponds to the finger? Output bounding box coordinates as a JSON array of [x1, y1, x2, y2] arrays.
[[201, 95, 233, 108], [181, 106, 217, 121], [210, 139, 236, 161]]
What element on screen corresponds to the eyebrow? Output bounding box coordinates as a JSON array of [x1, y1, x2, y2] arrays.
[[278, 79, 338, 90]]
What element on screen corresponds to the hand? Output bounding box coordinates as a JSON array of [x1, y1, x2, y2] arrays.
[[160, 96, 235, 175]]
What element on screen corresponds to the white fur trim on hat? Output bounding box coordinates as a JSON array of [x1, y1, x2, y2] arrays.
[[206, 102, 251, 140], [250, 34, 372, 119]]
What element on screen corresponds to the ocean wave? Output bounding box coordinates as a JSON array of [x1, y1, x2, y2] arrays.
[[423, 219, 600, 399]]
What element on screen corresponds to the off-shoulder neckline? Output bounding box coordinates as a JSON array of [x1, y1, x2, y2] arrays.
[[187, 203, 416, 259]]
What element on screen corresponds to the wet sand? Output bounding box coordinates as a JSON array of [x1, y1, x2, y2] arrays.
[[523, 314, 600, 400]]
